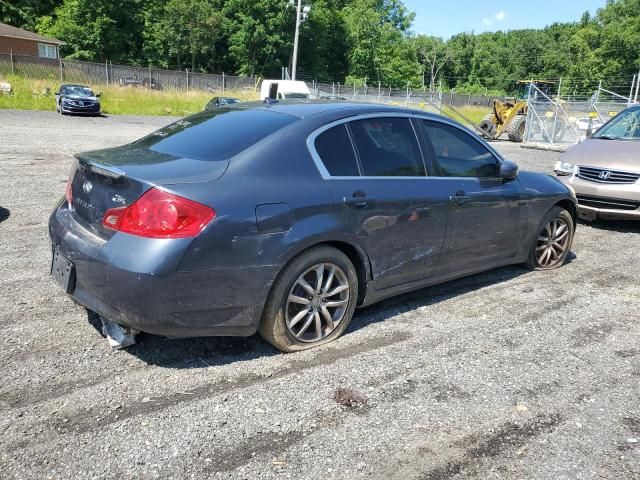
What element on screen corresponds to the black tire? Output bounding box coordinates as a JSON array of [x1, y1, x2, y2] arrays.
[[259, 246, 358, 353], [524, 206, 574, 271], [478, 113, 496, 139], [506, 115, 526, 142]]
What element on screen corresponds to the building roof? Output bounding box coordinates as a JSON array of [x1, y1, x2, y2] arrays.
[[0, 22, 64, 45]]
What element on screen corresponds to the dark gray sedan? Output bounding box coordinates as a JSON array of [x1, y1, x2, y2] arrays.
[[49, 102, 577, 352], [55, 84, 101, 115]]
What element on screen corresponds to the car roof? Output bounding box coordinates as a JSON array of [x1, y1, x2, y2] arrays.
[[60, 84, 90, 88], [229, 100, 438, 120]]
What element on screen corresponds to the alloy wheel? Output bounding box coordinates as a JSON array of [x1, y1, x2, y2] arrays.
[[535, 217, 570, 268], [285, 262, 350, 343]]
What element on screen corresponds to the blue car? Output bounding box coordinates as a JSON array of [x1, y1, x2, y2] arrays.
[[49, 101, 577, 352], [56, 84, 101, 116]]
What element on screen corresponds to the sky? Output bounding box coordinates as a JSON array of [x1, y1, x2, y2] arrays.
[[403, 0, 608, 38]]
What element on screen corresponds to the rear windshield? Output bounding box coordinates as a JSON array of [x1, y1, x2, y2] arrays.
[[133, 109, 298, 161]]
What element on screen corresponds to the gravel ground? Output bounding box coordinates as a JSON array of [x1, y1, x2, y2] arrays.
[[1, 109, 639, 480]]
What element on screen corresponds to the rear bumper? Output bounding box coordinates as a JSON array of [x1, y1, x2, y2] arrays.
[[48, 200, 273, 337]]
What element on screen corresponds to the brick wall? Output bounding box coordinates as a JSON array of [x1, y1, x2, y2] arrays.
[[0, 37, 57, 57]]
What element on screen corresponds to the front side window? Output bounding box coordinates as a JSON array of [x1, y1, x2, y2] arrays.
[[349, 117, 425, 177], [422, 121, 499, 178], [314, 125, 360, 176]]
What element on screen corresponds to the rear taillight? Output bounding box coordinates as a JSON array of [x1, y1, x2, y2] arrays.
[[102, 188, 215, 238], [65, 177, 73, 206]]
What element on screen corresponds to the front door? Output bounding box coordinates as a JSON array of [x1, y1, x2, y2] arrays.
[[418, 119, 526, 273]]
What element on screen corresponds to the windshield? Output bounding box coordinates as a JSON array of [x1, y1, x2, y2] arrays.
[[62, 86, 94, 97], [593, 107, 640, 141], [283, 93, 309, 99]]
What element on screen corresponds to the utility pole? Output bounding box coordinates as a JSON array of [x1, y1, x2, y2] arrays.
[[291, 0, 302, 81]]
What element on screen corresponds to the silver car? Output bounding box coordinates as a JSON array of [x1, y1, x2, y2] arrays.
[[555, 105, 640, 221]]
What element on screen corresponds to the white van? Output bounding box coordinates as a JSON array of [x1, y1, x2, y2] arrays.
[[260, 80, 311, 101]]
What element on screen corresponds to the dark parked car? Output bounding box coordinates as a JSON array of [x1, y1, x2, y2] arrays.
[[205, 96, 241, 110], [56, 84, 101, 115], [49, 102, 577, 352]]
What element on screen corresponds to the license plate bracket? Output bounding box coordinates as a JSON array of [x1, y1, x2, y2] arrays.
[[51, 248, 76, 294]]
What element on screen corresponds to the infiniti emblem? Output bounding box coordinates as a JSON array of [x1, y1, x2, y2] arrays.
[[82, 181, 93, 194], [599, 171, 611, 180]]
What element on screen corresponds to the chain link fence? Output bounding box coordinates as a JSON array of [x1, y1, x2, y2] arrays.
[[0, 53, 256, 92], [309, 82, 444, 112], [524, 83, 635, 148]]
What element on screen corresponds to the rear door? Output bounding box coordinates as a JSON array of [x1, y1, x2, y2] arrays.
[[419, 119, 526, 273], [310, 115, 448, 290]]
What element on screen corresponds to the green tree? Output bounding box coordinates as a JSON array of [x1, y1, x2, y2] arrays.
[[38, 0, 144, 62], [150, 0, 222, 71], [0, 0, 61, 30], [222, 0, 294, 78]]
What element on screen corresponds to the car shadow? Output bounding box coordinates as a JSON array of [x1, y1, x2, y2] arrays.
[[0, 207, 10, 223], [102, 263, 541, 369], [347, 264, 529, 333], [86, 310, 278, 368], [579, 219, 640, 234]]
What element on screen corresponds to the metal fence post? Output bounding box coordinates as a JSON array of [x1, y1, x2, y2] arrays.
[[222, 72, 225, 93], [635, 68, 640, 103], [59, 56, 63, 83], [551, 77, 562, 145], [105, 59, 109, 86], [148, 63, 152, 89], [186, 69, 189, 92], [629, 75, 636, 106], [10, 49, 14, 75]]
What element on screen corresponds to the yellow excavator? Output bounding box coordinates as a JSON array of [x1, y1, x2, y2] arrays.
[[478, 80, 555, 142]]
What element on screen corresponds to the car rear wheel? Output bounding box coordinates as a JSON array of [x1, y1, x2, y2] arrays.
[[259, 246, 358, 352], [525, 206, 574, 270]]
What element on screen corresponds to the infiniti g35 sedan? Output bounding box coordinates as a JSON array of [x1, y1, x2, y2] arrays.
[[554, 105, 640, 221], [49, 101, 577, 352]]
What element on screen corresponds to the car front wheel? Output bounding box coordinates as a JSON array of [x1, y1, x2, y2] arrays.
[[525, 206, 574, 270], [259, 246, 358, 352]]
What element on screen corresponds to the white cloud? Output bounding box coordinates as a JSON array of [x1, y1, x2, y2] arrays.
[[481, 11, 507, 27]]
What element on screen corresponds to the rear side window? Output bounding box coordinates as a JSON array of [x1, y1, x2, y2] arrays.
[[134, 109, 297, 161], [422, 121, 499, 178], [349, 118, 425, 177], [314, 125, 360, 176]]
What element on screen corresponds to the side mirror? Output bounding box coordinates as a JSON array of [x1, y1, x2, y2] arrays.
[[499, 160, 519, 180], [96, 92, 101, 97]]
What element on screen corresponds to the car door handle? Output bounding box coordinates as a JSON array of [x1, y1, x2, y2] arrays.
[[450, 192, 472, 206], [344, 191, 373, 209], [343, 197, 373, 208]]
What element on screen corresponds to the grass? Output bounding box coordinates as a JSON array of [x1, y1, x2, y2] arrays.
[[0, 75, 258, 116], [0, 74, 490, 123], [440, 104, 491, 126]]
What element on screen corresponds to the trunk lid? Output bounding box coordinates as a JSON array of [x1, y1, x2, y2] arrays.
[[68, 146, 228, 237]]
